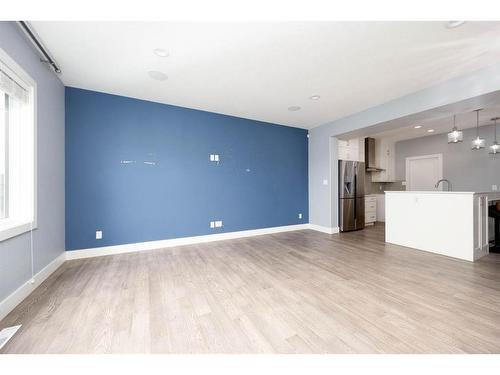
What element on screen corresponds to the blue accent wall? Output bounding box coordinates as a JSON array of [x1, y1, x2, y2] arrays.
[[65, 88, 308, 250]]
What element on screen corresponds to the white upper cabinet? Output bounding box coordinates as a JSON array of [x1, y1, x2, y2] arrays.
[[372, 139, 396, 182], [338, 138, 365, 162]]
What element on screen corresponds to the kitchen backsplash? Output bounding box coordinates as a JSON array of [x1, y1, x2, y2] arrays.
[[364, 171, 405, 194]]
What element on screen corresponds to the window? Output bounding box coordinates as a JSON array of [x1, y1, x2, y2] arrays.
[[0, 48, 36, 241], [0, 91, 7, 219]]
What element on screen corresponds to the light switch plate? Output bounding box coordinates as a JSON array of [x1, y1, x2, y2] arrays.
[[214, 154, 220, 162], [322, 179, 328, 185], [209, 154, 215, 161], [298, 213, 302, 219], [210, 221, 215, 228], [492, 185, 498, 191], [96, 230, 102, 240]]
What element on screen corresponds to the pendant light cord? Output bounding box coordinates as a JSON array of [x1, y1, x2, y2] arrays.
[[495, 118, 498, 141], [476, 110, 480, 136]]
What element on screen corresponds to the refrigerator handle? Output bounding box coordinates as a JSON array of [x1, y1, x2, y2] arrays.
[[353, 173, 357, 219]]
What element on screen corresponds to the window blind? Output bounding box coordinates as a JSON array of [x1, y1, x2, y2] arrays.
[[0, 67, 29, 104]]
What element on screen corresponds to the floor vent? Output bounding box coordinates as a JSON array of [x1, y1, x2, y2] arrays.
[[0, 325, 22, 350]]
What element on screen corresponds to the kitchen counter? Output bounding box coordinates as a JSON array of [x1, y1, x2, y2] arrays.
[[386, 191, 500, 201], [385, 191, 494, 261]]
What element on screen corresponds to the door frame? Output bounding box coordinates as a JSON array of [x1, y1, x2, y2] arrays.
[[405, 153, 443, 191]]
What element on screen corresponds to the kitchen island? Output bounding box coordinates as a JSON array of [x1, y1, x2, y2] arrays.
[[385, 191, 500, 262]]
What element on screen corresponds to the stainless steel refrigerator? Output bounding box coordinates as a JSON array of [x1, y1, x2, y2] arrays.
[[338, 160, 365, 232]]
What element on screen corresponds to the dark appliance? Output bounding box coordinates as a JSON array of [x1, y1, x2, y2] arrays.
[[339, 160, 365, 232]]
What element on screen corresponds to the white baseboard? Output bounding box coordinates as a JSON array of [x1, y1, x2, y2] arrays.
[[66, 224, 312, 260], [0, 252, 65, 322], [308, 224, 340, 234]]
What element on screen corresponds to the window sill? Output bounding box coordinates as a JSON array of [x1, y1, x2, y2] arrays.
[[0, 220, 35, 242]]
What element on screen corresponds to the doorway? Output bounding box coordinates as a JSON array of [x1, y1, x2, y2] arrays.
[[405, 154, 443, 191]]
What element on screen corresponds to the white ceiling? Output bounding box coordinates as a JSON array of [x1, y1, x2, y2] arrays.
[[366, 106, 500, 142], [31, 21, 500, 129]]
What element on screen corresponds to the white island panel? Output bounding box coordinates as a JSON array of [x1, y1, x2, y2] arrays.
[[385, 191, 492, 262]]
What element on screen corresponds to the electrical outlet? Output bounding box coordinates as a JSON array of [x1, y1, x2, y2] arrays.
[[96, 230, 102, 240], [492, 185, 498, 191], [298, 213, 302, 219], [214, 154, 220, 162], [215, 220, 223, 228], [322, 179, 328, 185]]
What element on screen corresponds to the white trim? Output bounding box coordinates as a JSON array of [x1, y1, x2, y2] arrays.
[[0, 220, 32, 242], [66, 224, 312, 260], [309, 224, 340, 234], [0, 252, 65, 322], [405, 153, 443, 191], [32, 69, 38, 230], [0, 324, 21, 350], [0, 48, 36, 92], [0, 47, 38, 240]]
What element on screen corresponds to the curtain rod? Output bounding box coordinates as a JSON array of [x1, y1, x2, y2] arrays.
[[17, 21, 61, 74]]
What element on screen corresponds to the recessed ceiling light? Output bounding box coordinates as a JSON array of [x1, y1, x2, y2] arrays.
[[309, 95, 320, 100], [427, 129, 435, 133], [153, 48, 169, 57], [414, 125, 422, 129], [288, 106, 301, 111], [148, 71, 168, 81], [445, 21, 466, 29]]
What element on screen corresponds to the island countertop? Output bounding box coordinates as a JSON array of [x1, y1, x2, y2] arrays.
[[385, 191, 500, 201]]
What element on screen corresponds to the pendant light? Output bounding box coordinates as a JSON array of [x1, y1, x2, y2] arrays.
[[447, 115, 463, 143], [490, 117, 500, 154], [471, 109, 485, 150]]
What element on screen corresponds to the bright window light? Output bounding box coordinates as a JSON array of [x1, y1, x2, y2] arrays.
[[0, 48, 36, 241]]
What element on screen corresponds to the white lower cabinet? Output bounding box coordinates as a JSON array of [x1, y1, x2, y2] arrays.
[[365, 195, 377, 225]]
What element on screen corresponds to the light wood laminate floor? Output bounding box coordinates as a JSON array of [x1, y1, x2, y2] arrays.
[[1, 224, 500, 353]]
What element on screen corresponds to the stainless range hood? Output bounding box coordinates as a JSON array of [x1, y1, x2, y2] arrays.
[[364, 137, 384, 172]]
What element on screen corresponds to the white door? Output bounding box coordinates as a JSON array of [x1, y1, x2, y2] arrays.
[[405, 154, 443, 191]]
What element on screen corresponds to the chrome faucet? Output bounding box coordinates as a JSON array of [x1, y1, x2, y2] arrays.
[[435, 179, 452, 191]]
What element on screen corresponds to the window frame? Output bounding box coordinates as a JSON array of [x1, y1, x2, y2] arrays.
[[0, 91, 9, 220], [0, 47, 37, 242]]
